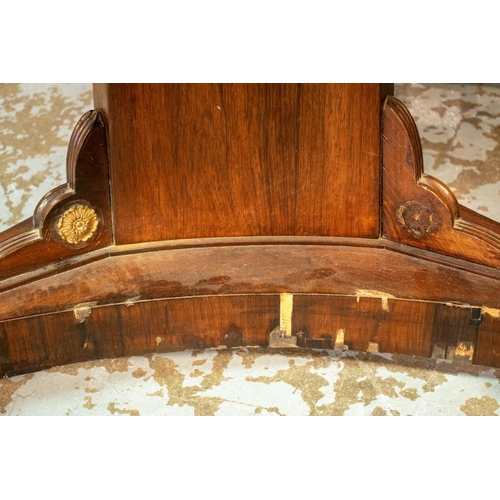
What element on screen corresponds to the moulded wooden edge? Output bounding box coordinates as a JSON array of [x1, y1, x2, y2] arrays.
[[33, 110, 99, 229], [2, 233, 500, 295], [2, 240, 500, 323], [382, 96, 500, 269]]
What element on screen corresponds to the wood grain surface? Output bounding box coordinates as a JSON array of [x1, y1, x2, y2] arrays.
[[293, 295, 435, 357], [0, 295, 280, 376], [94, 84, 384, 244], [2, 241, 500, 323], [475, 313, 500, 367], [3, 286, 499, 376]]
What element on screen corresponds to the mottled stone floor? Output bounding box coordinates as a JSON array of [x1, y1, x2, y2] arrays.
[[1, 83, 500, 416]]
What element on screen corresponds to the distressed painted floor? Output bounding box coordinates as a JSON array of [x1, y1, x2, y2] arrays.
[[1, 83, 500, 416], [2, 348, 499, 416], [0, 83, 93, 231]]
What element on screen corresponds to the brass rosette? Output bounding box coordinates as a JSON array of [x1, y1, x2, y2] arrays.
[[58, 204, 99, 245]]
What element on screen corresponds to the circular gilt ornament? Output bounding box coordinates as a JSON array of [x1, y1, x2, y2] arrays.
[[58, 205, 99, 245]]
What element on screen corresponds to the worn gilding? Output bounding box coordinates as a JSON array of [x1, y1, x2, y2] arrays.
[[58, 204, 98, 244]]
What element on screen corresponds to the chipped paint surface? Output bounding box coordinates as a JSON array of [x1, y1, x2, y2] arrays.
[[0, 83, 93, 231], [74, 305, 92, 323], [356, 290, 394, 311], [356, 290, 396, 301], [1, 349, 499, 416], [455, 341, 474, 361]]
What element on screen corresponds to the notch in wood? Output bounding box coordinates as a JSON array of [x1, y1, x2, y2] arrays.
[[469, 308, 484, 327], [334, 329, 348, 351]]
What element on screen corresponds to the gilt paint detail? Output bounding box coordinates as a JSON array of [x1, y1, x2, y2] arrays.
[[58, 204, 98, 244]]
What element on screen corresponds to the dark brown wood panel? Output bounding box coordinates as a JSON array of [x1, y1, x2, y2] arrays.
[[86, 295, 279, 359], [0, 312, 96, 377], [98, 84, 299, 243], [293, 295, 378, 350], [0, 295, 279, 376], [3, 289, 500, 377], [377, 300, 435, 357], [476, 313, 500, 368], [432, 304, 478, 349], [295, 84, 381, 238], [293, 295, 434, 357], [94, 84, 382, 244]]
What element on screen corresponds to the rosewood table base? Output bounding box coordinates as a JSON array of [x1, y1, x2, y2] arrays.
[[2, 84, 500, 376]]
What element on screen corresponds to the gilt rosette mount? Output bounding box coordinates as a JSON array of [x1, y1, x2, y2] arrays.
[[57, 203, 99, 245]]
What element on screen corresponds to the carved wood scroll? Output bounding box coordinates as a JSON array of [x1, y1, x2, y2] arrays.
[[0, 111, 111, 284], [382, 96, 500, 269]]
